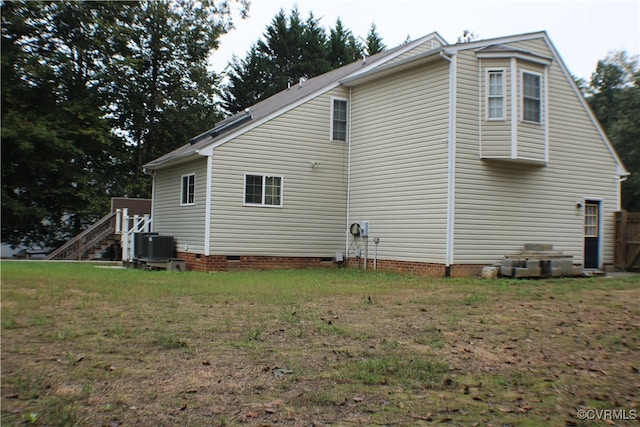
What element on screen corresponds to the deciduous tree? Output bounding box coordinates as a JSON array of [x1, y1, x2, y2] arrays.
[[586, 51, 640, 211], [1, 0, 247, 247]]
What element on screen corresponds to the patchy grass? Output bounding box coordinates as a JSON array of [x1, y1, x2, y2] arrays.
[[1, 261, 639, 426]]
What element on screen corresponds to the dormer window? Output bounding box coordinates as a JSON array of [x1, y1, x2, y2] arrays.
[[477, 46, 551, 165], [523, 72, 541, 123]]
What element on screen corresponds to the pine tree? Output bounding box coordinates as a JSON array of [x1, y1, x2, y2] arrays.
[[327, 18, 363, 68], [222, 7, 336, 113], [364, 23, 386, 56]]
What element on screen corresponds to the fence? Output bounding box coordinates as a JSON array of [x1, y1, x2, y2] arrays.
[[614, 211, 640, 271]]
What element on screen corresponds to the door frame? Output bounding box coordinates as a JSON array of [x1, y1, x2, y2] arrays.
[[583, 198, 603, 269]]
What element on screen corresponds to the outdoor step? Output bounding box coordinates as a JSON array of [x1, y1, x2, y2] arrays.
[[523, 243, 554, 252]]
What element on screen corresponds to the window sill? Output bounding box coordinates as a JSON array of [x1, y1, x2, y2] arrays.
[[520, 119, 542, 125], [242, 203, 283, 208]]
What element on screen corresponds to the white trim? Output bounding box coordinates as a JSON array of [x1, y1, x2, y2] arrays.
[[446, 31, 548, 53], [242, 173, 284, 208], [583, 198, 604, 269], [445, 53, 457, 267], [330, 96, 348, 142], [480, 156, 547, 166], [204, 155, 213, 256], [543, 66, 549, 163], [485, 68, 506, 120], [476, 51, 552, 66], [521, 69, 543, 124], [345, 88, 353, 255], [150, 171, 156, 232], [180, 173, 195, 206], [478, 58, 482, 158], [510, 58, 518, 159]]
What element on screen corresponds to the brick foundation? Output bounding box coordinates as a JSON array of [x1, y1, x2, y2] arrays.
[[176, 252, 485, 277], [347, 259, 484, 278], [176, 253, 338, 272], [449, 264, 485, 278], [350, 258, 447, 276]]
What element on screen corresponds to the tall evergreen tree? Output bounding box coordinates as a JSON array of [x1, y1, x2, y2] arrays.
[[221, 46, 272, 113], [299, 12, 331, 76], [364, 23, 386, 56], [327, 18, 363, 68], [222, 7, 336, 114]]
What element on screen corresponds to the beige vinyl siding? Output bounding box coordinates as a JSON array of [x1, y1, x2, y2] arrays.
[[209, 88, 349, 257], [349, 60, 450, 263], [453, 37, 620, 266], [480, 59, 512, 158], [152, 158, 208, 253], [517, 63, 546, 160], [386, 36, 442, 65]]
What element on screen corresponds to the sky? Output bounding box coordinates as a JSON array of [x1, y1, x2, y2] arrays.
[[210, 0, 640, 81]]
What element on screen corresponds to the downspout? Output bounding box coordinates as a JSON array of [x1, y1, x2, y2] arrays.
[[440, 50, 456, 274], [510, 57, 518, 159], [203, 153, 213, 256], [345, 87, 353, 256]]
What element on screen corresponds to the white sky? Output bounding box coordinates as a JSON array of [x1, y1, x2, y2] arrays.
[[210, 0, 640, 81]]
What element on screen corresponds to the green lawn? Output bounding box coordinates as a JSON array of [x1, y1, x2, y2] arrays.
[[2, 262, 639, 426]]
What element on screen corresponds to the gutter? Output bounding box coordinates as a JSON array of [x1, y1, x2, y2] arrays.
[[204, 153, 213, 256]]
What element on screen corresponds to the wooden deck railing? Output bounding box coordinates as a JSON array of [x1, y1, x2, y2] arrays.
[[46, 212, 117, 260]]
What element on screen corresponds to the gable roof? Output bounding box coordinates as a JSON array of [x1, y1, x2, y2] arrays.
[[144, 32, 447, 170], [144, 30, 627, 177]]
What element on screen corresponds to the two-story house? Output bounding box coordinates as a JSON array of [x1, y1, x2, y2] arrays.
[[143, 31, 628, 276]]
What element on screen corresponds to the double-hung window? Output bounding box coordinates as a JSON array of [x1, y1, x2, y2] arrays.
[[331, 98, 347, 141], [523, 72, 541, 123], [181, 174, 195, 205], [487, 70, 505, 120], [244, 174, 283, 207]]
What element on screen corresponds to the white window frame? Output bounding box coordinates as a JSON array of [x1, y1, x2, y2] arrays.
[[243, 173, 284, 208], [486, 69, 506, 120], [521, 70, 542, 124], [330, 97, 348, 142], [584, 202, 599, 238], [180, 173, 195, 206]]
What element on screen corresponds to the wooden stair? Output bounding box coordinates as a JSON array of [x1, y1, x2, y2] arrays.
[[46, 212, 118, 261]]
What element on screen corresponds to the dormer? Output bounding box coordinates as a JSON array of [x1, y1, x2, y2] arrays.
[[476, 45, 553, 165]]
